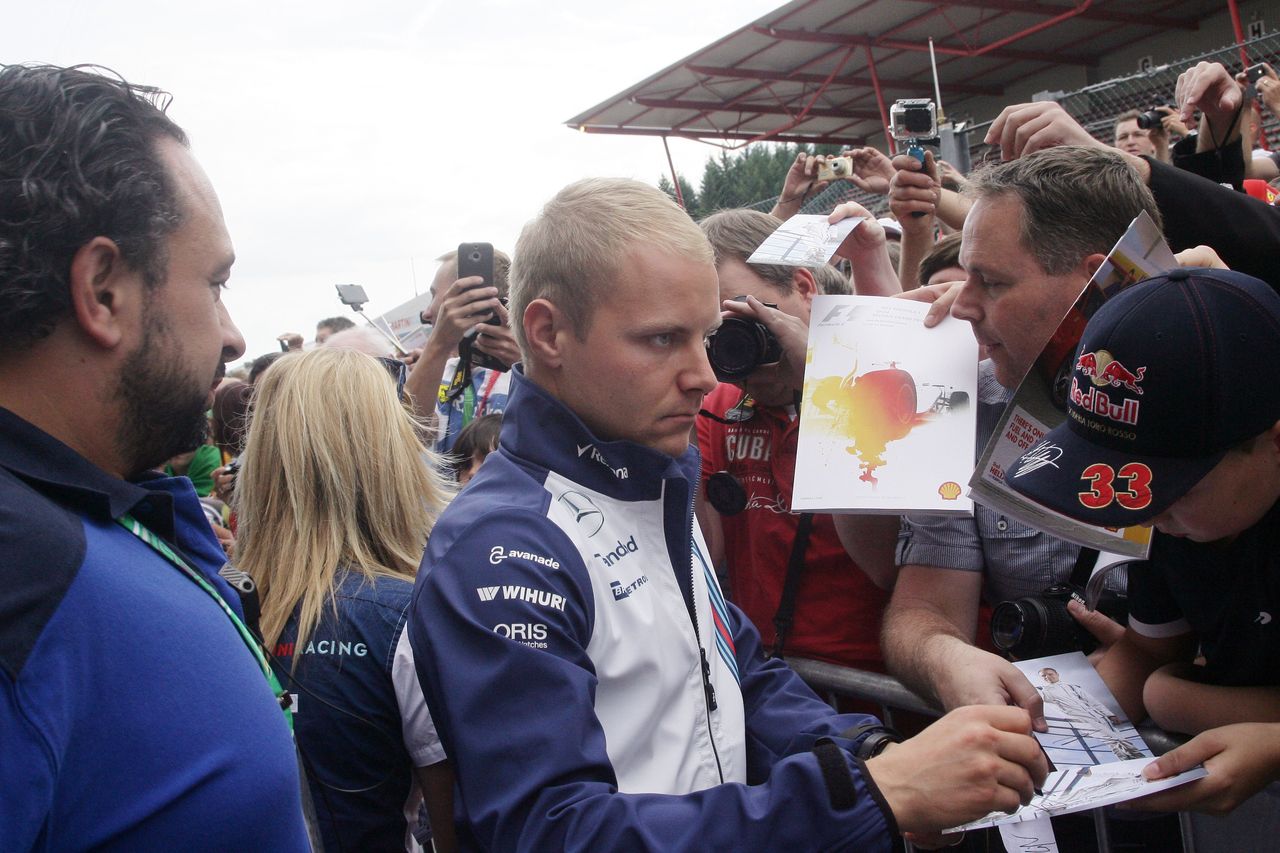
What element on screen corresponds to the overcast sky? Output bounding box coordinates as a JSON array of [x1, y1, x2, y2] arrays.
[[5, 0, 781, 362]]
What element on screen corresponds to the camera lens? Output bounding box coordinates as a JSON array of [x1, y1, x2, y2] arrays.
[[991, 600, 1036, 656], [992, 591, 1088, 658], [988, 591, 1080, 655], [1136, 109, 1162, 130], [706, 318, 778, 381], [706, 471, 748, 515], [904, 109, 933, 134]]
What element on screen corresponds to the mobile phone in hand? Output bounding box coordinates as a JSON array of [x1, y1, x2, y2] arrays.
[[457, 242, 498, 325], [1246, 63, 1268, 100]]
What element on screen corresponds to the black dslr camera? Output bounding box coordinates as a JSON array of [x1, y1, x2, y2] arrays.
[[1136, 105, 1171, 130], [705, 299, 781, 381], [991, 583, 1127, 659]]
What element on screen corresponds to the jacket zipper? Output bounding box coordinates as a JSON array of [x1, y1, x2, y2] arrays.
[[688, 477, 725, 784]]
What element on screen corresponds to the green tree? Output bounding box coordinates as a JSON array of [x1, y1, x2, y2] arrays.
[[657, 174, 703, 220], [659, 142, 844, 219]]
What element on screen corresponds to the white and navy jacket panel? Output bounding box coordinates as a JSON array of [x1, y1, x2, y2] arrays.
[[409, 368, 894, 852]]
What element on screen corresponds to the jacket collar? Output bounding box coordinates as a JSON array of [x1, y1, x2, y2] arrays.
[[0, 406, 178, 538], [499, 366, 700, 500]]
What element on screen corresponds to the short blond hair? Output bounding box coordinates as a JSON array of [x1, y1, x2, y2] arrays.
[[509, 178, 713, 357]]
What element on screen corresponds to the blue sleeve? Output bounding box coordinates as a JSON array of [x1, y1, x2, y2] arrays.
[[0, 673, 54, 850], [410, 510, 894, 853]]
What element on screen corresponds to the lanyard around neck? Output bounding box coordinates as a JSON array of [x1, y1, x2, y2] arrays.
[[117, 513, 293, 732]]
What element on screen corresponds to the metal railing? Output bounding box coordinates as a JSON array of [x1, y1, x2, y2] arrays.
[[784, 657, 1195, 853]]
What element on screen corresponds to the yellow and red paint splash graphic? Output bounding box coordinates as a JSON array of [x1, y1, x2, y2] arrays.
[[808, 368, 929, 484]]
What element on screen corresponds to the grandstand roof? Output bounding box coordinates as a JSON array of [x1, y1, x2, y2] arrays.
[[566, 0, 1232, 148]]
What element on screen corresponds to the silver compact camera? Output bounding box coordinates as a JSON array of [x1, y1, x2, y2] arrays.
[[816, 155, 853, 183]]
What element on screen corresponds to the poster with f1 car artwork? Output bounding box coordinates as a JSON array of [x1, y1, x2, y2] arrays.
[[793, 295, 977, 514]]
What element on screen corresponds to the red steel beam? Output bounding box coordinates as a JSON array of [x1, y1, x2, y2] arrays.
[[631, 96, 882, 122], [931, 0, 1199, 30], [751, 25, 1099, 67], [879, 3, 949, 39], [661, 136, 685, 208], [863, 45, 896, 155], [577, 124, 867, 147], [685, 64, 1004, 97], [1227, 0, 1249, 67]]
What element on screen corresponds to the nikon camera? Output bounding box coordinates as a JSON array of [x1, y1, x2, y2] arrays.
[[705, 300, 781, 381], [990, 583, 1127, 659]]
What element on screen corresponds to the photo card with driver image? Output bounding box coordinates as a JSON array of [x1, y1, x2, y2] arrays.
[[1013, 651, 1149, 769]]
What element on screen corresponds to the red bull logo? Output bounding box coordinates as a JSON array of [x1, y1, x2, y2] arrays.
[[1076, 349, 1146, 395], [1070, 378, 1140, 426]]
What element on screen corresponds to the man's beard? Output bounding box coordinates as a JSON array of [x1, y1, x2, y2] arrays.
[[114, 309, 214, 477]]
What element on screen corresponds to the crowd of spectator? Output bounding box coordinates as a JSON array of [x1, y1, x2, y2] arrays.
[[2, 52, 1280, 853]]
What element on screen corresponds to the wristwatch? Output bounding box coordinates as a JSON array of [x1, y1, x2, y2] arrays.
[[855, 728, 901, 760]]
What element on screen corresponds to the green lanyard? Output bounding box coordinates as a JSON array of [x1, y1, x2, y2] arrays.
[[462, 383, 476, 425], [117, 513, 294, 732]]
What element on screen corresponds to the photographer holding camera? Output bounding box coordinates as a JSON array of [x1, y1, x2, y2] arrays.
[[769, 146, 897, 220], [694, 208, 898, 679], [404, 248, 520, 453], [1113, 107, 1181, 163]]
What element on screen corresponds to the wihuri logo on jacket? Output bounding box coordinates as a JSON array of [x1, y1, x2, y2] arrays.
[[475, 585, 566, 611]]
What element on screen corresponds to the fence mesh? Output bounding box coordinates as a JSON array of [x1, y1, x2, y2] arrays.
[[1053, 31, 1280, 148], [743, 32, 1280, 216]]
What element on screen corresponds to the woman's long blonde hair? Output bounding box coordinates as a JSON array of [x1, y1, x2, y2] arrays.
[[233, 348, 453, 651]]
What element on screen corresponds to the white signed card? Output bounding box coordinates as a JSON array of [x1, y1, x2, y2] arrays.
[[746, 214, 860, 267], [999, 816, 1059, 853], [948, 758, 1206, 832]]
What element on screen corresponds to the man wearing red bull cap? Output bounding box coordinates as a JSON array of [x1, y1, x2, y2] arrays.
[[1009, 267, 1280, 820]]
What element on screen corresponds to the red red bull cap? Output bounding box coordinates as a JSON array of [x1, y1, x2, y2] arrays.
[[1008, 267, 1280, 527]]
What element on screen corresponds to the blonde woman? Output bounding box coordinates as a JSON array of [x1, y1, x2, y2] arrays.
[[234, 348, 455, 853]]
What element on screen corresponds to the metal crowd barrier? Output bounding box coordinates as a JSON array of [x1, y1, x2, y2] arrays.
[[784, 657, 1195, 853]]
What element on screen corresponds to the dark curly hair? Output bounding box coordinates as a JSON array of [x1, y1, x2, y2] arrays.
[[0, 64, 188, 355]]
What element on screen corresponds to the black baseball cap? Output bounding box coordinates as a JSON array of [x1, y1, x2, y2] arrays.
[[1007, 268, 1280, 527]]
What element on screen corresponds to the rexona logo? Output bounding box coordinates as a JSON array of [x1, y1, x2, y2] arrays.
[[493, 623, 549, 649], [576, 443, 629, 480], [594, 535, 639, 568], [610, 574, 649, 601], [475, 585, 566, 611], [489, 545, 561, 570]]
